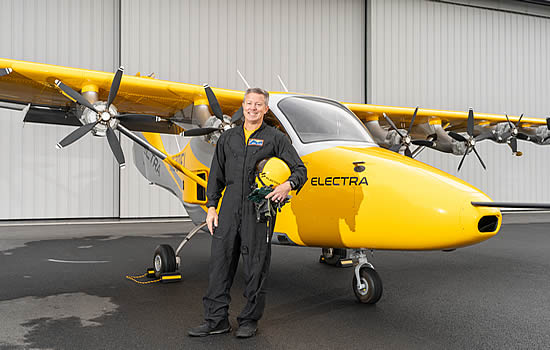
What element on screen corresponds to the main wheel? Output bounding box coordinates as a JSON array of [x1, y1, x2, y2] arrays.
[[321, 248, 347, 265], [153, 244, 177, 278], [352, 266, 383, 304]]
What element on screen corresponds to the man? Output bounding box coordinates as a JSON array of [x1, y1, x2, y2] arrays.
[[188, 88, 307, 338]]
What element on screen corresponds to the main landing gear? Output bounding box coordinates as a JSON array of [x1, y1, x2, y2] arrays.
[[147, 222, 208, 283], [320, 248, 383, 304]]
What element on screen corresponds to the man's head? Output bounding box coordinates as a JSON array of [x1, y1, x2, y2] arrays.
[[242, 88, 269, 126]]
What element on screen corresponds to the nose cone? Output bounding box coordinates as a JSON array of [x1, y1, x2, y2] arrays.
[[288, 146, 501, 250]]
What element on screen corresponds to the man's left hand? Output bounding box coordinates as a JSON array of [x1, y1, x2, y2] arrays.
[[265, 181, 292, 203]]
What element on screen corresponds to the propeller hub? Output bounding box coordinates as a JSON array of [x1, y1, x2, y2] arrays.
[[80, 101, 119, 137], [404, 135, 411, 145]]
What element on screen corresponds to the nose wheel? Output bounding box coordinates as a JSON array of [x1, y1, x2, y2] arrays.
[[350, 249, 383, 304]]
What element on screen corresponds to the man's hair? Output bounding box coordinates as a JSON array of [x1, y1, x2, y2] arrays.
[[244, 87, 269, 105]]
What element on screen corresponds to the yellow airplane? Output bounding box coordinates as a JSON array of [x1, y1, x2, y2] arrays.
[[2, 58, 550, 304]]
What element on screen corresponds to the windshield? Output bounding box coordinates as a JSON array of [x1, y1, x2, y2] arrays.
[[278, 96, 373, 143]]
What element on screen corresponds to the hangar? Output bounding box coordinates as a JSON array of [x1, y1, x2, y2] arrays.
[[1, 0, 549, 220]]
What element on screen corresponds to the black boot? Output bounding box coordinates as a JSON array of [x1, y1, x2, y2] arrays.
[[187, 320, 231, 337], [235, 321, 258, 338]]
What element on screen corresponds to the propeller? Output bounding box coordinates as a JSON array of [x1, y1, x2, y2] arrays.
[[500, 113, 529, 154], [447, 108, 488, 171], [384, 106, 424, 158], [54, 66, 160, 168], [182, 84, 241, 137], [0, 68, 13, 77]]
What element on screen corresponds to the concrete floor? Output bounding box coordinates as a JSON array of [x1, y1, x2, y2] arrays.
[[0, 218, 549, 349]]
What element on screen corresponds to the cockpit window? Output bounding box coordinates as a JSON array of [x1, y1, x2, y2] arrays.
[[278, 96, 373, 143]]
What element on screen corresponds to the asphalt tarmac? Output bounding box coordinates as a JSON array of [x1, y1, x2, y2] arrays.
[[0, 218, 549, 350]]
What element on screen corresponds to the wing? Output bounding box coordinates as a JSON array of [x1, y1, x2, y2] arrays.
[[0, 58, 245, 133], [345, 102, 550, 164]]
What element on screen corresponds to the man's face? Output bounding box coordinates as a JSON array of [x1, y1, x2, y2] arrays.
[[242, 93, 269, 124]]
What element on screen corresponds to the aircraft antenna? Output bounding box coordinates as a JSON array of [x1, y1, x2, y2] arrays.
[[237, 70, 251, 89], [277, 74, 289, 92]]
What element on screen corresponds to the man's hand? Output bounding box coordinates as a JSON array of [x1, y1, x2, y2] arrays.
[[206, 207, 218, 235], [265, 181, 292, 203]]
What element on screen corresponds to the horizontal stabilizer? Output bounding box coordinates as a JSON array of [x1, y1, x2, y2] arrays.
[[472, 202, 550, 209]]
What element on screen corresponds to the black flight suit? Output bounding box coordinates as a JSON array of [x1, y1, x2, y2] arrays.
[[204, 122, 307, 327]]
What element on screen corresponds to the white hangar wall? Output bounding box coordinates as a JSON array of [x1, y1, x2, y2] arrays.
[[118, 0, 365, 218], [5, 0, 547, 220], [0, 0, 120, 220], [367, 0, 550, 202], [0, 0, 365, 219]]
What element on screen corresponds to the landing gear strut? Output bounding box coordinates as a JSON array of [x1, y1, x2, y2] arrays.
[[319, 248, 353, 267], [349, 249, 383, 304]]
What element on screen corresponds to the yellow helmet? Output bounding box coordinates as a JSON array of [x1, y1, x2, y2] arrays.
[[256, 157, 291, 188]]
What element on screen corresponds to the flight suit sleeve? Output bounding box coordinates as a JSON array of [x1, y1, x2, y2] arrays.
[[275, 133, 308, 192], [206, 133, 227, 208]]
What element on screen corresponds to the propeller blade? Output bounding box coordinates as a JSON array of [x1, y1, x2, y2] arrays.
[[404, 146, 412, 158], [500, 131, 512, 141], [408, 106, 419, 135], [510, 137, 518, 153], [107, 66, 124, 108], [412, 140, 435, 147], [472, 146, 487, 170], [56, 120, 99, 149], [203, 84, 224, 121], [55, 79, 99, 113], [467, 109, 474, 137], [475, 132, 494, 142], [517, 132, 530, 141], [389, 144, 401, 153], [547, 118, 550, 129], [457, 149, 469, 172], [515, 113, 524, 127], [0, 68, 13, 77], [448, 131, 467, 142], [106, 126, 125, 168], [505, 114, 513, 129], [183, 127, 219, 136], [383, 113, 404, 138], [231, 106, 243, 123]]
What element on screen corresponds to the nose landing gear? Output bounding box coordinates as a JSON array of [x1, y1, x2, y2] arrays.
[[350, 249, 383, 304]]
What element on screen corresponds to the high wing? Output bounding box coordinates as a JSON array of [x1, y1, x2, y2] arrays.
[[0, 58, 244, 133], [345, 102, 550, 168]]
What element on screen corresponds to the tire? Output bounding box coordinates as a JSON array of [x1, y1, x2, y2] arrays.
[[321, 248, 347, 265], [153, 244, 177, 278], [352, 266, 383, 304]]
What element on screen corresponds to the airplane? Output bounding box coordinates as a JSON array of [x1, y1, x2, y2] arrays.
[[2, 57, 550, 304]]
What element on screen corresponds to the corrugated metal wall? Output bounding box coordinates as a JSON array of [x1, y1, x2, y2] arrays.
[[368, 0, 550, 202], [0, 0, 120, 219], [0, 0, 364, 219], [118, 0, 365, 217], [7, 0, 548, 219]]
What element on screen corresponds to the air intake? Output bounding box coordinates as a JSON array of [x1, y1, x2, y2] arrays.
[[478, 215, 499, 233]]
